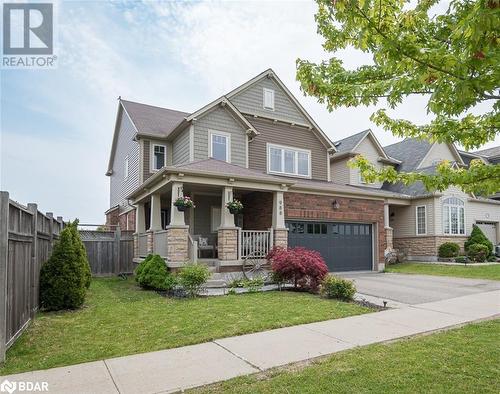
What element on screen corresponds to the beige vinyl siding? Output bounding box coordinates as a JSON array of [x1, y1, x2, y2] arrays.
[[172, 127, 190, 165], [230, 78, 309, 125], [110, 111, 140, 208], [247, 116, 329, 181], [193, 106, 247, 167], [419, 143, 458, 168], [390, 198, 435, 237], [142, 139, 172, 182], [351, 137, 386, 188], [330, 159, 350, 184], [432, 186, 500, 237]]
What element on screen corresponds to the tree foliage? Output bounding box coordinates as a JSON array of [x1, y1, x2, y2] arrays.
[[297, 0, 500, 194]]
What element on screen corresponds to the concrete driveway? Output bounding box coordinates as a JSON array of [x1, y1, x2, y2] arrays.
[[340, 272, 500, 305]]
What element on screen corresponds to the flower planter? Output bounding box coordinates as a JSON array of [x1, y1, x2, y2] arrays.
[[228, 207, 241, 215], [176, 205, 187, 212]]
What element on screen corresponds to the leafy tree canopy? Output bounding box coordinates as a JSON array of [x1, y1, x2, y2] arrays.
[[297, 0, 499, 195]]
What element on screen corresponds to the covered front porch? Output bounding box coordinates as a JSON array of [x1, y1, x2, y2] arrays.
[[131, 170, 289, 270]]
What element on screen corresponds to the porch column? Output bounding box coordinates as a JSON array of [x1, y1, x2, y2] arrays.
[[166, 182, 189, 263], [150, 193, 162, 231], [134, 202, 146, 258], [383, 201, 394, 271], [169, 182, 185, 226], [218, 186, 238, 261], [272, 191, 288, 248]]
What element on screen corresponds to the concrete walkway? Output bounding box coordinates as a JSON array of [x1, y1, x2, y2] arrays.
[[2, 289, 499, 394]]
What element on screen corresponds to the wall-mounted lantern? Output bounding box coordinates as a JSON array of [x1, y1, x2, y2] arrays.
[[332, 200, 340, 210]]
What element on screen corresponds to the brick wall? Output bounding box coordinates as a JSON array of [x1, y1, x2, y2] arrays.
[[118, 209, 136, 231], [284, 192, 386, 264], [105, 208, 119, 228], [242, 191, 273, 230]]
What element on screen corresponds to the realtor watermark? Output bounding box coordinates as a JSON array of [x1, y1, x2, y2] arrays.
[[2, 2, 57, 68], [0, 379, 48, 393]]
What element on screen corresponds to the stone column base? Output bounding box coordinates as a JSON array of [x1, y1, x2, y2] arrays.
[[166, 225, 189, 263], [273, 228, 288, 248], [133, 233, 139, 258], [218, 227, 238, 261], [384, 226, 394, 254]]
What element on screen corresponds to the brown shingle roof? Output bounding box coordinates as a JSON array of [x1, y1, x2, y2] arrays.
[[120, 99, 189, 138]]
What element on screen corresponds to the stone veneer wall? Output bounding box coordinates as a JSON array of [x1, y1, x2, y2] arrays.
[[166, 227, 189, 262], [393, 236, 467, 260], [284, 192, 386, 266], [218, 228, 238, 261]]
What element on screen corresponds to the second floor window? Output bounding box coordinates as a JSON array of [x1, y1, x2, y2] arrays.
[[152, 144, 166, 171], [209, 131, 230, 162], [268, 144, 311, 177]]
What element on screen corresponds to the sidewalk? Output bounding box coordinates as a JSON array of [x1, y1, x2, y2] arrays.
[[2, 290, 499, 394]]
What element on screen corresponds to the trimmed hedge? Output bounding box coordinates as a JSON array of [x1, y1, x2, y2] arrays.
[[438, 242, 460, 258], [39, 220, 91, 311]]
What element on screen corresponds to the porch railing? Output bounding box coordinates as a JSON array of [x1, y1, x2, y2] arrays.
[[188, 234, 198, 263], [239, 229, 273, 259], [153, 230, 168, 258], [138, 233, 148, 257]]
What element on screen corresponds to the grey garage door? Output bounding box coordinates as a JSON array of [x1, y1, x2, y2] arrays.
[[286, 221, 373, 272]]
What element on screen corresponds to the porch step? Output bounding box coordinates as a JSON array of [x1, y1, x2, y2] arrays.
[[205, 279, 228, 288]]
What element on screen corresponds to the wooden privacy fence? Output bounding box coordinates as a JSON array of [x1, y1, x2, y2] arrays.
[[79, 228, 135, 276], [0, 191, 65, 362]]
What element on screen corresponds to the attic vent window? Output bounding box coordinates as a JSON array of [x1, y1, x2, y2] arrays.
[[263, 88, 275, 110]]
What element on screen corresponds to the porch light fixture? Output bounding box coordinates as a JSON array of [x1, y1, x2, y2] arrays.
[[332, 200, 340, 210]]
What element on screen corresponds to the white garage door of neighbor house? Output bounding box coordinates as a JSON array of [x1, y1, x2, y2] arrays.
[[476, 222, 498, 245]]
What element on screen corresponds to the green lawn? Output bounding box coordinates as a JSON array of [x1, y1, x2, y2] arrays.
[[193, 319, 500, 394], [386, 262, 500, 280], [0, 277, 371, 375]]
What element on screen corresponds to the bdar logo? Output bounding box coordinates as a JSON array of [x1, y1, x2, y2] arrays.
[[0, 379, 16, 394], [3, 3, 53, 55]]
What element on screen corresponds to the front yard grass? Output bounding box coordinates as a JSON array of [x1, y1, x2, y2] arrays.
[[386, 262, 500, 281], [193, 319, 500, 393], [0, 277, 371, 375]]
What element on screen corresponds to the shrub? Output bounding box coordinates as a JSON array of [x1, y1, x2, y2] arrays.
[[467, 243, 489, 263], [455, 255, 469, 264], [39, 221, 89, 310], [320, 275, 357, 300], [267, 247, 328, 292], [135, 254, 153, 281], [438, 242, 460, 258], [136, 254, 176, 291], [464, 225, 493, 256], [178, 263, 210, 297], [242, 277, 265, 293]]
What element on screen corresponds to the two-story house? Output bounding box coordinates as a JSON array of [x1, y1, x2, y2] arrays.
[[105, 69, 500, 272]]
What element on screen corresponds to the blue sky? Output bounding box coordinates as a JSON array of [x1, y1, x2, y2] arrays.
[[1, 0, 498, 224]]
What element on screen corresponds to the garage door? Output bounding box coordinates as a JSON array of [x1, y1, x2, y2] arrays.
[[286, 221, 373, 272], [476, 222, 498, 245]]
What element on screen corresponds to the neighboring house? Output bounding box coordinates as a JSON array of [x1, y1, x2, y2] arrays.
[[105, 69, 500, 271]]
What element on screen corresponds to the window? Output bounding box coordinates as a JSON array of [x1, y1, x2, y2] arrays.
[[152, 144, 166, 171], [416, 205, 426, 235], [267, 144, 311, 177], [442, 197, 465, 235], [124, 156, 129, 179], [209, 131, 230, 162], [263, 88, 275, 110]]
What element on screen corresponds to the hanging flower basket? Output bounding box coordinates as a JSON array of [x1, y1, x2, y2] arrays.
[[174, 196, 195, 211], [226, 199, 243, 215]]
